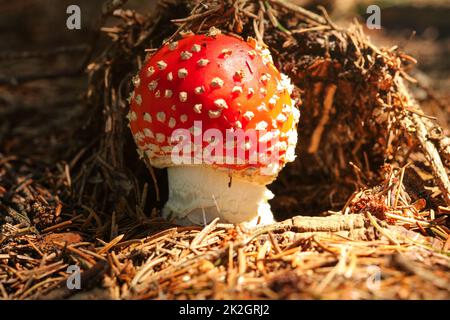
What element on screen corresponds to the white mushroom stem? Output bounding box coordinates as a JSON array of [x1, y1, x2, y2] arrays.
[[162, 166, 275, 226]]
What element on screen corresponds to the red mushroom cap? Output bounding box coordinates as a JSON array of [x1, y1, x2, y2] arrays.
[[128, 30, 299, 183]]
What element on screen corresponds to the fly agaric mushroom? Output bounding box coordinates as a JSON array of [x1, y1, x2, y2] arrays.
[[128, 29, 299, 226]]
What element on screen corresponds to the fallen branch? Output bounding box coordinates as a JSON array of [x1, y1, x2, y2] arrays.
[[251, 213, 366, 234]]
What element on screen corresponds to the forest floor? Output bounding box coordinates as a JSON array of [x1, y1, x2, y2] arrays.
[[0, 0, 449, 299]]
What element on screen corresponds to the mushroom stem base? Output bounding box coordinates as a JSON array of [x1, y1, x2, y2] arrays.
[[162, 166, 274, 226]]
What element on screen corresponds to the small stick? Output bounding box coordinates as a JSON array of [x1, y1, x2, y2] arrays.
[[97, 234, 124, 255], [26, 239, 44, 258], [308, 84, 337, 154], [191, 217, 220, 249], [366, 212, 400, 246], [171, 6, 222, 24], [270, 0, 326, 25], [393, 164, 408, 208], [256, 240, 270, 273], [268, 232, 282, 254], [238, 248, 246, 275], [291, 25, 330, 34], [42, 220, 72, 233]]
